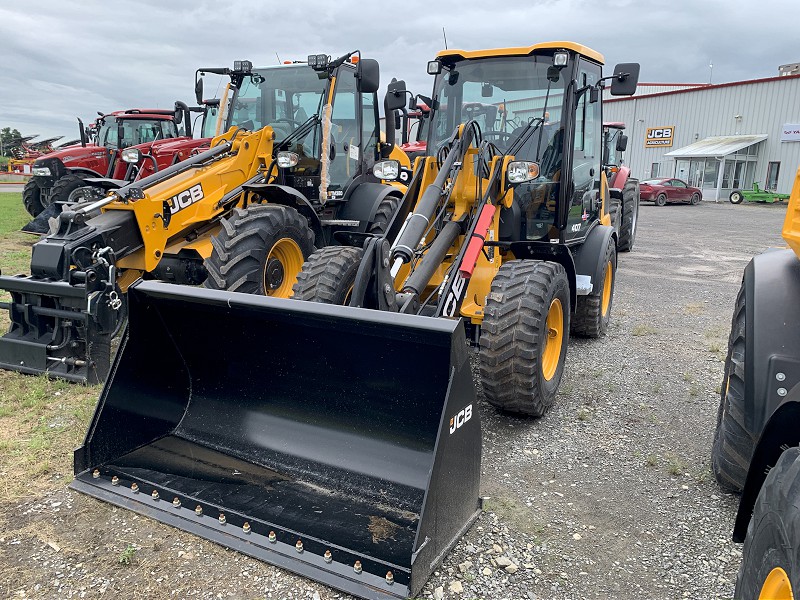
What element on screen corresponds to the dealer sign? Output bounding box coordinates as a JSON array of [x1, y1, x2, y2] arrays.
[[781, 124, 800, 142], [645, 126, 675, 147]]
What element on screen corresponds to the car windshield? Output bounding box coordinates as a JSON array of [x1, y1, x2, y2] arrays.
[[98, 117, 178, 148], [642, 179, 666, 184], [229, 65, 326, 157]]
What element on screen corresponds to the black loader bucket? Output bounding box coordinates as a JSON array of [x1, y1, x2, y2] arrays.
[[72, 281, 481, 599]]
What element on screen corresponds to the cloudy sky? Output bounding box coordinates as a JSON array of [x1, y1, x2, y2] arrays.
[[1, 0, 796, 140]]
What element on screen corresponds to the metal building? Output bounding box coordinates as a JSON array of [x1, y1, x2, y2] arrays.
[[604, 74, 800, 200]]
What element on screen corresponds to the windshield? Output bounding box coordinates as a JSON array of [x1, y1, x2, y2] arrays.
[[98, 117, 178, 148], [229, 65, 326, 157], [604, 128, 621, 166]]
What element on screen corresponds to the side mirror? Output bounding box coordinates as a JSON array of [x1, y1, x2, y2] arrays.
[[547, 66, 561, 83], [610, 63, 640, 96], [616, 134, 628, 152], [394, 113, 401, 130], [195, 78, 204, 105], [385, 79, 407, 112], [357, 58, 380, 93]]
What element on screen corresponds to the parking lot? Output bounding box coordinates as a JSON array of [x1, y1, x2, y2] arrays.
[[0, 195, 790, 599]]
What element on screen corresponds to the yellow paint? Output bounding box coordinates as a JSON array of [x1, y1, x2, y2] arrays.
[[215, 83, 231, 137], [781, 167, 800, 259], [599, 171, 611, 227], [263, 237, 304, 297], [601, 260, 613, 316], [437, 41, 604, 65], [542, 298, 564, 381], [759, 567, 794, 600]]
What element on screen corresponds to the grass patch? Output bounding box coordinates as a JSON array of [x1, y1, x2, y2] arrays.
[[0, 192, 28, 235], [483, 495, 547, 537], [632, 324, 657, 336], [683, 302, 705, 315], [665, 453, 687, 476], [118, 544, 137, 566], [645, 454, 658, 467]]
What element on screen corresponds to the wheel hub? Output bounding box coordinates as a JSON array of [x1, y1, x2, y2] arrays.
[[265, 258, 285, 290]]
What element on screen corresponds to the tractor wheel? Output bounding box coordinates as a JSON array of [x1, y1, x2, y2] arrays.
[[204, 204, 315, 297], [479, 260, 570, 417], [712, 282, 756, 493], [572, 235, 617, 338], [655, 193, 667, 207], [609, 199, 621, 237], [367, 194, 401, 236], [22, 178, 46, 217], [292, 246, 364, 304], [618, 179, 639, 252], [734, 447, 800, 598], [690, 192, 701, 205], [49, 174, 91, 207], [730, 190, 744, 204]]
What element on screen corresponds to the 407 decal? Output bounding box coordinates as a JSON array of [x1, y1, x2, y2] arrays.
[[167, 183, 204, 214]]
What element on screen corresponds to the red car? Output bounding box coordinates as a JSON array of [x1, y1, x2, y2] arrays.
[[639, 178, 702, 206]]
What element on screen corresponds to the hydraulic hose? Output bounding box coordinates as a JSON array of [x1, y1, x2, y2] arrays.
[[402, 220, 461, 295]]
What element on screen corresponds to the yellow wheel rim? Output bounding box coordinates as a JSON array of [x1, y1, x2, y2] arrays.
[[759, 567, 794, 600], [601, 260, 613, 316], [542, 298, 564, 381], [262, 238, 304, 297]]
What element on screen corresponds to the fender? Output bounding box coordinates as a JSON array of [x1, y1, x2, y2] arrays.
[[733, 387, 800, 542], [609, 165, 631, 196], [572, 224, 616, 296], [743, 249, 800, 435], [338, 181, 403, 232], [66, 167, 105, 179], [244, 183, 324, 244], [499, 240, 577, 309]]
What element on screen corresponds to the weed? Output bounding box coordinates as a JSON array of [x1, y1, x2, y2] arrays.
[[665, 454, 687, 476], [632, 324, 657, 336], [682, 372, 692, 383], [689, 385, 700, 397], [684, 302, 705, 315], [646, 454, 658, 467], [709, 341, 724, 354], [577, 408, 590, 422], [651, 382, 663, 394], [118, 545, 137, 565]]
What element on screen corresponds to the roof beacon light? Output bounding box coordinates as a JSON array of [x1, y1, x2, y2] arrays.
[[233, 60, 253, 73]]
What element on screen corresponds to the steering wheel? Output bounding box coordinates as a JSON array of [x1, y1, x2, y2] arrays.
[[482, 130, 513, 144]]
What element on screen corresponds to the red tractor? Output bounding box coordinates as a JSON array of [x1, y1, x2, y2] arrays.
[[603, 122, 639, 252], [22, 102, 206, 218]]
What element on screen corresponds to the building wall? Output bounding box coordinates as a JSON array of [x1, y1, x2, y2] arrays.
[[604, 75, 800, 196]]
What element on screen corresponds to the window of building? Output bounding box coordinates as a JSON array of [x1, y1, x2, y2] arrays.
[[766, 162, 780, 191], [651, 162, 659, 178]]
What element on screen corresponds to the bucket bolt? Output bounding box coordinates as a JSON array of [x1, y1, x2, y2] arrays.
[[243, 522, 251, 534], [354, 560, 363, 574], [111, 476, 119, 486], [548, 327, 558, 339], [92, 469, 100, 479], [195, 505, 203, 516], [151, 490, 160, 500], [386, 571, 394, 585], [218, 513, 226, 525], [131, 483, 139, 493], [295, 540, 303, 553], [172, 497, 181, 508], [323, 550, 332, 563]]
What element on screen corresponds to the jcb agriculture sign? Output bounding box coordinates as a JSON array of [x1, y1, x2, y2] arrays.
[[645, 126, 675, 147]]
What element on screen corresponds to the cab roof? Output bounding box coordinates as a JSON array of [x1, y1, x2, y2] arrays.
[[436, 41, 604, 65]]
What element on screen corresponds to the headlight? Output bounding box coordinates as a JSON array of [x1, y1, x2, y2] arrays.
[[32, 167, 51, 176], [121, 148, 142, 164], [553, 51, 569, 68], [276, 151, 299, 168], [507, 161, 540, 184], [373, 160, 400, 181]]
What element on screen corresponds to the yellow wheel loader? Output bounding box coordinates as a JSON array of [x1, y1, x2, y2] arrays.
[[710, 168, 800, 595], [0, 52, 407, 384], [69, 42, 637, 600]]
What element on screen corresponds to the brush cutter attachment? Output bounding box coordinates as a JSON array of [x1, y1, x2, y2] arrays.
[[72, 281, 480, 599]]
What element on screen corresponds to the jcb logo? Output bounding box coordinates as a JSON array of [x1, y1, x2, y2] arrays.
[[442, 271, 467, 317], [449, 404, 473, 434], [167, 184, 204, 214], [645, 127, 675, 147]]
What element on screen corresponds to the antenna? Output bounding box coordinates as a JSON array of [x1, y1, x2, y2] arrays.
[[276, 52, 282, 65], [442, 27, 448, 49], [708, 60, 713, 84]]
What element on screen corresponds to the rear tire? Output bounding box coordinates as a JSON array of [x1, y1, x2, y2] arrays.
[[712, 282, 756, 493], [22, 178, 46, 217], [655, 193, 667, 207], [690, 192, 701, 205], [367, 194, 401, 236], [479, 260, 570, 417], [49, 174, 90, 207], [292, 246, 364, 304], [730, 190, 744, 204], [734, 447, 800, 598], [204, 204, 315, 297], [572, 235, 617, 338], [618, 179, 639, 252]]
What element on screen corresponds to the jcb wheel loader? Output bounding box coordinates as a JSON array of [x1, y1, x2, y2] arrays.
[[709, 168, 800, 596], [0, 52, 407, 384], [68, 42, 637, 600]]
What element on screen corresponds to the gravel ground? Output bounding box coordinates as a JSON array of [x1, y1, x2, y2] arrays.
[[0, 199, 789, 599]]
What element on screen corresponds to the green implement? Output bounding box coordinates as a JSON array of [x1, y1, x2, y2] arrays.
[[729, 182, 790, 204]]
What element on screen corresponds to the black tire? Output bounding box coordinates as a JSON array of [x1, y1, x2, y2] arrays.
[[49, 173, 90, 207], [655, 192, 667, 207], [572, 235, 617, 338], [734, 447, 800, 598], [618, 179, 639, 252], [690, 192, 701, 205], [712, 281, 756, 493], [730, 190, 744, 204], [479, 260, 570, 417], [292, 246, 365, 304], [609, 199, 621, 237], [204, 204, 315, 297], [367, 193, 401, 236], [22, 178, 46, 217]]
